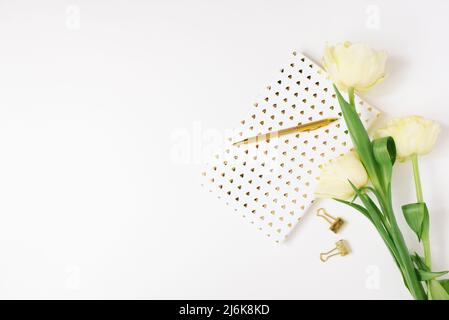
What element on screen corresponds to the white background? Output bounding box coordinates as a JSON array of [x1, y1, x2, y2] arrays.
[[0, 0, 448, 299]]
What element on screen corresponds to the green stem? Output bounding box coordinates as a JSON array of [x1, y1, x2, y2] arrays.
[[411, 154, 432, 298], [411, 154, 431, 265], [383, 197, 427, 300], [423, 231, 432, 270], [412, 154, 424, 203], [423, 225, 432, 299], [348, 87, 355, 106]]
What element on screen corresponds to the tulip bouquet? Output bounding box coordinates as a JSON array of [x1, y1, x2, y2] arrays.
[[315, 42, 447, 300]]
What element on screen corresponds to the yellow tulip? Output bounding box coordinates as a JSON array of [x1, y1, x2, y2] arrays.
[[315, 151, 368, 200], [376, 116, 440, 162], [323, 41, 387, 92]]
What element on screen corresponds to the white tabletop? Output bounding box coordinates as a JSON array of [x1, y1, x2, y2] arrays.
[[0, 0, 447, 299]]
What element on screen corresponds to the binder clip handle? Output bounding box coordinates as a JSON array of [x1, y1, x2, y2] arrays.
[[317, 208, 344, 233], [320, 240, 350, 262]]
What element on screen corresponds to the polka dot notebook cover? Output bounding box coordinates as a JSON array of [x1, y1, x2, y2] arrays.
[[201, 52, 381, 243]]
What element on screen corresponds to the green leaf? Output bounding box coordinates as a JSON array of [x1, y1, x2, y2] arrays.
[[417, 270, 448, 281], [421, 202, 430, 248], [411, 253, 429, 272], [346, 182, 401, 268], [334, 198, 372, 222], [373, 136, 396, 166], [402, 202, 428, 241], [372, 137, 396, 189], [429, 280, 449, 300], [333, 85, 382, 191], [439, 280, 449, 293]]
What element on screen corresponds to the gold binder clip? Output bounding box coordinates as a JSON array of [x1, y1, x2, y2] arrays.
[[317, 208, 344, 233], [320, 240, 350, 262]]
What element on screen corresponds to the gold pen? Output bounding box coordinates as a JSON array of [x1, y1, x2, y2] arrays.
[[233, 117, 339, 146]]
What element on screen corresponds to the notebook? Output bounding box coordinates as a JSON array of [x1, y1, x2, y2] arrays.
[[201, 52, 380, 243]]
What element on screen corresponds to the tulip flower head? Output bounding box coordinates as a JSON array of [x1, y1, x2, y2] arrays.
[[323, 41, 387, 92], [315, 151, 369, 200], [376, 116, 440, 162]]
